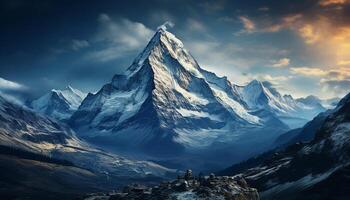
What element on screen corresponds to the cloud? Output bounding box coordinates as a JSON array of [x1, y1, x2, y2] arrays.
[[255, 74, 292, 87], [260, 74, 291, 82], [298, 24, 322, 44], [290, 67, 350, 79], [238, 16, 256, 33], [290, 67, 329, 76], [237, 6, 350, 68], [187, 18, 206, 32], [199, 1, 225, 13], [0, 77, 27, 105], [319, 0, 350, 6], [218, 16, 235, 22], [85, 14, 154, 62], [321, 79, 350, 97], [71, 39, 90, 51], [258, 7, 270, 12], [290, 66, 350, 97], [157, 21, 175, 31], [0, 77, 25, 91], [272, 58, 290, 67], [338, 60, 350, 65]]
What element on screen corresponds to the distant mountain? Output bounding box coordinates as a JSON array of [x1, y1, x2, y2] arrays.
[[238, 81, 326, 129], [274, 96, 341, 147], [320, 97, 341, 109], [296, 95, 341, 110], [0, 94, 174, 181], [220, 92, 350, 200], [31, 86, 87, 120]]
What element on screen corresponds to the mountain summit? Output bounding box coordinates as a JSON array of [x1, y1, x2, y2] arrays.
[[31, 85, 86, 120], [70, 29, 323, 159]]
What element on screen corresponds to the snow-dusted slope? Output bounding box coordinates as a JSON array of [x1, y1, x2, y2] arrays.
[[31, 85, 86, 120], [239, 80, 326, 128], [0, 94, 174, 179], [222, 92, 350, 199], [296, 95, 340, 110], [71, 28, 268, 153], [70, 28, 322, 155]]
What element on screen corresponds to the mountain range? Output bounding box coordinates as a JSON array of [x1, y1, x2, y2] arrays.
[[0, 27, 347, 199], [0, 94, 175, 181], [64, 28, 332, 168]]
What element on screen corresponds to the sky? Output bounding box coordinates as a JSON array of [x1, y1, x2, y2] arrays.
[[0, 0, 350, 100]]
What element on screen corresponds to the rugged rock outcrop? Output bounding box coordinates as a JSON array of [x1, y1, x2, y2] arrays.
[[84, 170, 259, 200]]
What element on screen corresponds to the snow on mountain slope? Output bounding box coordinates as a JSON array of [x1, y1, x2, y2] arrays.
[[70, 28, 324, 157], [296, 95, 340, 110], [0, 94, 174, 179], [31, 85, 87, 120], [71, 28, 271, 153], [221, 92, 350, 200], [238, 80, 327, 128]]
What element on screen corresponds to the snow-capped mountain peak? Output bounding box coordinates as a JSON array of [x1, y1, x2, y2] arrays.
[[31, 86, 86, 120], [71, 29, 267, 152], [241, 79, 295, 113], [126, 29, 201, 79], [70, 29, 325, 154]]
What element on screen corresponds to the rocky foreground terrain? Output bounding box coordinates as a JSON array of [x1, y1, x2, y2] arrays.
[[83, 170, 259, 200]]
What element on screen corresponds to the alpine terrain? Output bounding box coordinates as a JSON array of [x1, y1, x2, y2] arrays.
[[70, 28, 326, 170], [0, 94, 175, 198], [31, 85, 87, 121], [220, 92, 350, 200]]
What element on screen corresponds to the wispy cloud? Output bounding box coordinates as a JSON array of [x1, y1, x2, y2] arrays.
[[199, 0, 225, 13], [0, 77, 27, 105], [157, 21, 175, 31], [71, 39, 90, 51], [290, 67, 350, 80], [272, 58, 290, 67], [290, 66, 350, 97], [186, 18, 206, 32], [258, 6, 270, 12], [319, 0, 350, 6], [290, 67, 329, 76], [0, 77, 26, 91], [86, 14, 154, 62], [238, 16, 256, 33]]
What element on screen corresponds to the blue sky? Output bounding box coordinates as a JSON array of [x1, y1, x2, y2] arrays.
[[0, 0, 350, 100]]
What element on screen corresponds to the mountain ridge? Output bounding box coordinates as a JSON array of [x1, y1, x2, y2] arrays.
[[219, 91, 350, 199], [31, 85, 87, 120], [68, 29, 330, 169]]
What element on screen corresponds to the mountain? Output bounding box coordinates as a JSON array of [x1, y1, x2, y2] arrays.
[[321, 97, 341, 109], [69, 28, 324, 169], [274, 110, 330, 147], [296, 95, 324, 108], [238, 81, 329, 129], [220, 92, 350, 200], [0, 94, 174, 183], [70, 28, 262, 153], [31, 85, 87, 120], [274, 96, 341, 147], [297, 95, 340, 110]]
